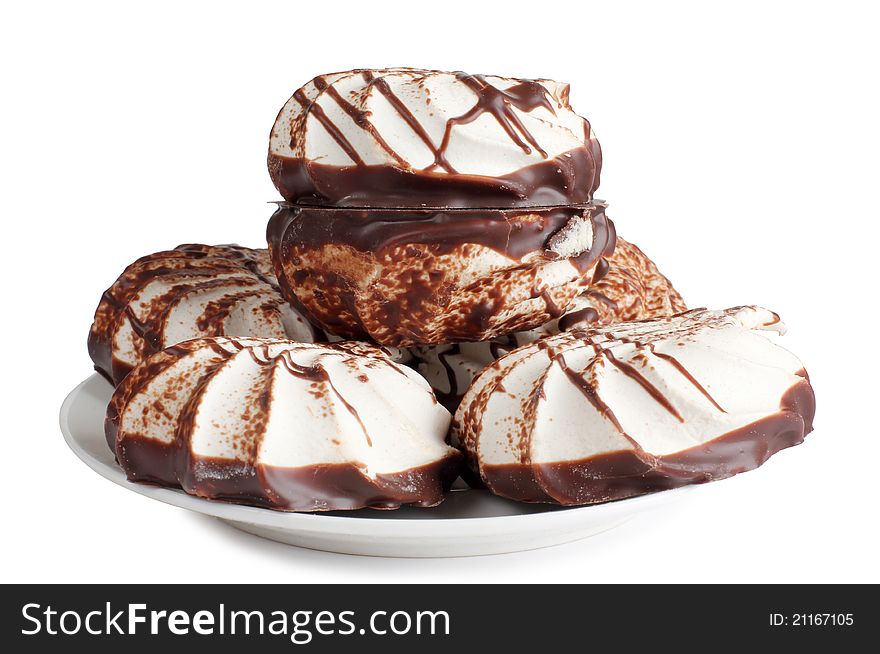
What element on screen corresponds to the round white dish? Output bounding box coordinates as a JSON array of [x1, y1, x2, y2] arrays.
[[60, 374, 693, 557]]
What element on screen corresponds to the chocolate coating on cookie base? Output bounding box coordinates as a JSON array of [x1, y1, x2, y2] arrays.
[[269, 147, 601, 209], [478, 375, 815, 505], [267, 201, 612, 263], [106, 338, 463, 512], [114, 434, 462, 512], [267, 202, 616, 345]]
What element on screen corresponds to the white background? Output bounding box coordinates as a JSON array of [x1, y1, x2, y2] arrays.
[[2, 0, 878, 583]]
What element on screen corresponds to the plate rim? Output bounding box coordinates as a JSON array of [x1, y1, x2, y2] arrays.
[[60, 373, 692, 536]]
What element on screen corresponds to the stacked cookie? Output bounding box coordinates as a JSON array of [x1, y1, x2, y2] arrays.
[[91, 68, 815, 511]]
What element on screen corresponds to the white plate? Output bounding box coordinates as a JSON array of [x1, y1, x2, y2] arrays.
[[60, 374, 693, 557]]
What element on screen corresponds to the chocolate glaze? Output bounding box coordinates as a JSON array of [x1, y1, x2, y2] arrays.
[[119, 434, 461, 511], [480, 378, 815, 505], [269, 148, 600, 208], [591, 257, 610, 284], [108, 338, 463, 512], [270, 70, 601, 207], [266, 202, 615, 345], [265, 70, 609, 345], [268, 202, 609, 261], [118, 433, 460, 511]]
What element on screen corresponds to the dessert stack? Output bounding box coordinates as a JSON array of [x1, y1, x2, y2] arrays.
[[89, 68, 815, 511]]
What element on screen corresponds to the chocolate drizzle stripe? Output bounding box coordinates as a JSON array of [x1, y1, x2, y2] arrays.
[[558, 306, 600, 331], [244, 341, 272, 366], [429, 73, 548, 173], [583, 330, 731, 417], [601, 349, 684, 422], [465, 352, 523, 480], [434, 345, 461, 409], [325, 372, 373, 448], [591, 257, 610, 284], [318, 79, 407, 166], [539, 289, 565, 318], [361, 70, 448, 171], [489, 333, 519, 361], [648, 345, 727, 414], [293, 88, 364, 166], [123, 304, 162, 352], [277, 352, 373, 447], [553, 352, 628, 438]]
